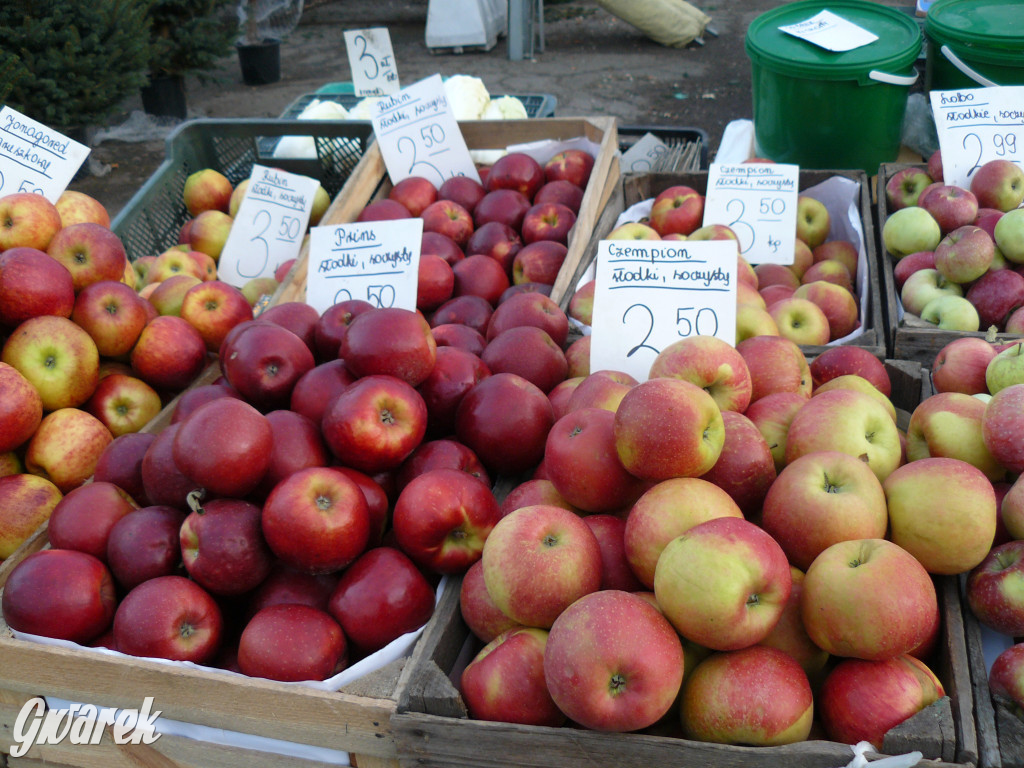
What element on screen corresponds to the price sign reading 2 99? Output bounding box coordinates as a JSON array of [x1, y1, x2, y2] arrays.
[[589, 239, 738, 383], [703, 162, 799, 266], [370, 73, 481, 187]]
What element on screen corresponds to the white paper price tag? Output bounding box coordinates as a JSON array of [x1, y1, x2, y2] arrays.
[[370, 73, 481, 186], [306, 218, 423, 316], [703, 162, 798, 265], [343, 28, 400, 96], [589, 240, 737, 382], [930, 86, 1024, 190], [218, 165, 320, 288], [779, 10, 878, 52], [620, 133, 670, 173], [0, 107, 90, 203]]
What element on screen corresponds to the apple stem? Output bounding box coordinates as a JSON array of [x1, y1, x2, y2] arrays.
[[186, 488, 207, 515]]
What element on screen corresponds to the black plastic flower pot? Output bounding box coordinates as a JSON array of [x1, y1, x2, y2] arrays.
[[237, 39, 281, 86]]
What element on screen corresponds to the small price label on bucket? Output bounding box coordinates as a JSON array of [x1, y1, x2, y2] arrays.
[[344, 28, 400, 96], [218, 165, 320, 288], [703, 162, 798, 266], [306, 218, 423, 316], [620, 133, 670, 173], [589, 239, 737, 383], [370, 73, 481, 187], [0, 107, 90, 203], [930, 86, 1024, 190], [778, 10, 878, 52]]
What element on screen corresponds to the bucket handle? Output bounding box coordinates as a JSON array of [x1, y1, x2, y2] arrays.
[[868, 69, 919, 86], [940, 44, 1000, 87]]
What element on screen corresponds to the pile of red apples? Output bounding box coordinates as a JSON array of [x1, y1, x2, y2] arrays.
[[360, 147, 596, 311], [882, 154, 1024, 333], [926, 332, 1024, 721], [570, 175, 864, 348]]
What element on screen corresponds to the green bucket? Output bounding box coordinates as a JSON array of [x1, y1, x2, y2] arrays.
[[925, 0, 1024, 90], [745, 0, 922, 173]]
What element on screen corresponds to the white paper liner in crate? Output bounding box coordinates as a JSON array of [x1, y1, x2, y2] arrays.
[[571, 175, 870, 347], [13, 576, 450, 765]]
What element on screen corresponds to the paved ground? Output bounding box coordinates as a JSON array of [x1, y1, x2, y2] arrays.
[[67, 0, 913, 219]]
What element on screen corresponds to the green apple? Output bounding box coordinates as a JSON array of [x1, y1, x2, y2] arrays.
[[1, 315, 100, 411], [986, 341, 1024, 395], [882, 206, 942, 259], [920, 294, 980, 331], [906, 391, 1006, 481], [901, 268, 963, 316], [994, 208, 1024, 264]]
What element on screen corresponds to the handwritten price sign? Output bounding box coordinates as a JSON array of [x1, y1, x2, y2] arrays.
[[930, 86, 1024, 190], [343, 28, 400, 96], [703, 162, 799, 266], [0, 107, 90, 203], [217, 165, 320, 288], [370, 73, 480, 187], [306, 217, 423, 315], [589, 239, 737, 382]]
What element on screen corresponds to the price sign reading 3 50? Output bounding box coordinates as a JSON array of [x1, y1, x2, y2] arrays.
[[930, 86, 1024, 190], [703, 162, 798, 266], [370, 73, 480, 187], [589, 239, 737, 383], [217, 165, 320, 288], [343, 28, 399, 96]]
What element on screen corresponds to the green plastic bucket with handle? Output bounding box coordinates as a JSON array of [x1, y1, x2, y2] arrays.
[[745, 0, 922, 173], [925, 0, 1024, 90]]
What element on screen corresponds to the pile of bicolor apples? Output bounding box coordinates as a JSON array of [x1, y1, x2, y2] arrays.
[[566, 176, 864, 348], [882, 154, 1024, 332]]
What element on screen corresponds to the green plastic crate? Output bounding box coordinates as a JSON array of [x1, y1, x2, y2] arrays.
[[111, 118, 374, 262]]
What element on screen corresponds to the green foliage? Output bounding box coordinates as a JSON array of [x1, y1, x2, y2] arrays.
[[0, 0, 153, 131], [148, 0, 240, 79]]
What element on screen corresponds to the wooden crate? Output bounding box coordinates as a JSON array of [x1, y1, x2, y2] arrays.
[[963, 591, 1024, 768], [389, 361, 979, 768], [877, 162, 1024, 365], [559, 169, 887, 360], [276, 117, 621, 309]]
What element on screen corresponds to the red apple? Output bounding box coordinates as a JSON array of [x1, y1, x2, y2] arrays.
[[0, 192, 63, 251], [84, 372, 162, 437], [967, 268, 1024, 330], [420, 231, 465, 266], [356, 198, 412, 222], [482, 504, 602, 628], [432, 322, 487, 356], [220, 320, 315, 411], [313, 299, 375, 361], [932, 336, 997, 395], [130, 315, 208, 393], [179, 495, 273, 596], [24, 407, 112, 493], [71, 279, 149, 358], [700, 410, 777, 517], [0, 361, 42, 452], [262, 466, 371, 574], [388, 175, 438, 217], [649, 185, 704, 237], [520, 202, 576, 246], [113, 574, 223, 662], [340, 306, 437, 387], [321, 374, 428, 474], [919, 183, 980, 234], [511, 240, 568, 286], [416, 345, 490, 438], [237, 604, 346, 682], [534, 179, 584, 214], [430, 295, 494, 336], [170, 381, 241, 424], [680, 645, 814, 745], [172, 397, 273, 497], [481, 326, 567, 395], [0, 474, 62, 560], [544, 407, 647, 514], [565, 369, 636, 413], [544, 149, 594, 188], [416, 253, 455, 313], [545, 588, 684, 732], [453, 253, 510, 306], [2, 548, 116, 643], [966, 540, 1024, 636], [46, 222, 128, 293], [582, 514, 645, 592], [327, 546, 436, 655], [93, 432, 156, 506], [141, 423, 202, 510], [648, 334, 753, 413], [486, 152, 545, 200], [809, 346, 891, 395], [183, 168, 232, 216], [55, 189, 111, 228], [460, 559, 523, 642], [105, 505, 188, 590], [289, 359, 356, 426], [255, 409, 329, 496], [819, 654, 945, 749], [438, 175, 486, 215], [246, 564, 339, 617], [473, 188, 532, 232], [0, 246, 75, 326], [421, 199, 474, 248], [2, 314, 100, 411], [455, 372, 554, 475]]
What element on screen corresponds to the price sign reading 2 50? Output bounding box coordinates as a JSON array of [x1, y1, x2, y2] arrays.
[[589, 239, 738, 383], [370, 73, 481, 187]]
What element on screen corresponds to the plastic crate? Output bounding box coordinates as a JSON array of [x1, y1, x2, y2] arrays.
[[279, 90, 558, 120], [111, 118, 374, 262], [618, 124, 710, 171]]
